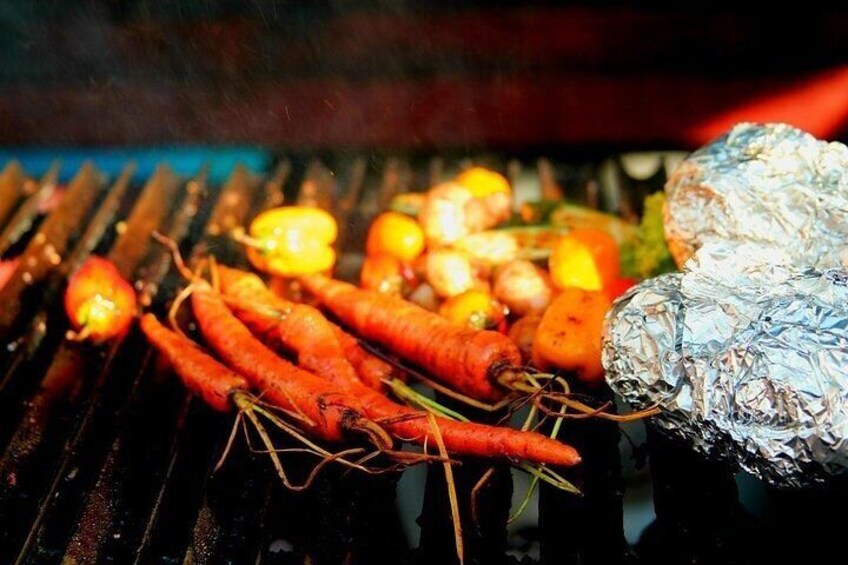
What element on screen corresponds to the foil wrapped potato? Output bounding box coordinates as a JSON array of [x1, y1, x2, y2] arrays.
[[603, 242, 848, 487]]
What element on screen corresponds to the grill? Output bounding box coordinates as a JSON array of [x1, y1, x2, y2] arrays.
[[0, 153, 841, 565]]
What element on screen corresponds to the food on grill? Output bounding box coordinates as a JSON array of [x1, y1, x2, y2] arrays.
[[603, 241, 848, 486], [453, 230, 519, 267], [438, 289, 507, 331], [425, 248, 477, 298], [192, 284, 389, 446], [140, 314, 247, 412], [407, 280, 440, 311], [360, 253, 409, 295], [366, 211, 426, 262], [217, 267, 580, 467], [418, 174, 511, 247], [548, 228, 620, 291], [492, 259, 553, 316], [239, 206, 338, 276], [63, 256, 136, 342], [353, 165, 654, 400], [507, 313, 542, 363], [532, 288, 610, 384], [605, 276, 637, 302], [618, 191, 676, 279], [300, 274, 523, 403], [549, 203, 637, 246], [664, 122, 848, 269], [218, 265, 400, 392]]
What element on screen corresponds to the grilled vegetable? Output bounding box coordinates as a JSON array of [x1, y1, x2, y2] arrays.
[[508, 314, 542, 364], [301, 274, 523, 402], [619, 191, 676, 279], [549, 228, 620, 291], [532, 288, 610, 385], [360, 253, 408, 295], [241, 206, 338, 277], [549, 203, 637, 246], [366, 211, 426, 262], [219, 265, 402, 391], [141, 314, 247, 412], [192, 285, 387, 445], [454, 230, 519, 266], [439, 289, 507, 330], [425, 248, 477, 298], [222, 267, 580, 467], [492, 260, 553, 316], [64, 256, 136, 342]]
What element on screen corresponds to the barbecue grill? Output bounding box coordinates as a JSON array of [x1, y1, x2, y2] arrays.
[[0, 153, 840, 565], [3, 3, 848, 564]]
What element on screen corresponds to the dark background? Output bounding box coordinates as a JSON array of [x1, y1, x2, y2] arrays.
[[2, 1, 848, 150]]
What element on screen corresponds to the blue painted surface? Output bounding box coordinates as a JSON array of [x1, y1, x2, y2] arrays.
[[0, 147, 272, 184]]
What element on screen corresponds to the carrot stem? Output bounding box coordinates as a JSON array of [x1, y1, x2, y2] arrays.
[[428, 413, 463, 565], [384, 379, 470, 423]]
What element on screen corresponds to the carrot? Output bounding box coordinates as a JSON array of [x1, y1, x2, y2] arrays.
[[300, 274, 523, 403], [223, 272, 580, 467], [318, 360, 579, 466], [216, 265, 401, 391], [139, 314, 246, 412], [190, 284, 389, 446]]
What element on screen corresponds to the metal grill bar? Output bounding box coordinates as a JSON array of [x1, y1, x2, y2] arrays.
[[0, 163, 60, 258], [0, 161, 26, 232], [0, 163, 102, 340]]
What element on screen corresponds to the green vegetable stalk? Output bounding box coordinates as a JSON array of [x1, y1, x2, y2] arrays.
[[621, 192, 676, 279]]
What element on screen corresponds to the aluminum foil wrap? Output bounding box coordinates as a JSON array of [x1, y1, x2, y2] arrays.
[[664, 122, 848, 268], [603, 242, 848, 487]]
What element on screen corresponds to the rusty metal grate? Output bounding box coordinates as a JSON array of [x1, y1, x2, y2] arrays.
[[0, 152, 793, 565]]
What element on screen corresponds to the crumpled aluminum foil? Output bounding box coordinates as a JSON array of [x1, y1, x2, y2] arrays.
[[664, 122, 848, 269], [603, 242, 848, 488]]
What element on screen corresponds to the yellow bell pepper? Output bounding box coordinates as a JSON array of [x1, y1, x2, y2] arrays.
[[455, 166, 511, 198], [242, 206, 338, 277]]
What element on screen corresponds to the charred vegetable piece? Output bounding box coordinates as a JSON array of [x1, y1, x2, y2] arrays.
[[532, 288, 610, 385], [64, 256, 136, 343]]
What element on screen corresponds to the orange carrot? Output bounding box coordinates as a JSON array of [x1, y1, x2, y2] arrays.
[[300, 275, 522, 402], [191, 285, 385, 445], [217, 265, 401, 391], [140, 314, 247, 412], [224, 272, 580, 467]]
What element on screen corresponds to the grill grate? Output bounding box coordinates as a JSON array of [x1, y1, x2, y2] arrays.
[[0, 152, 800, 565]]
